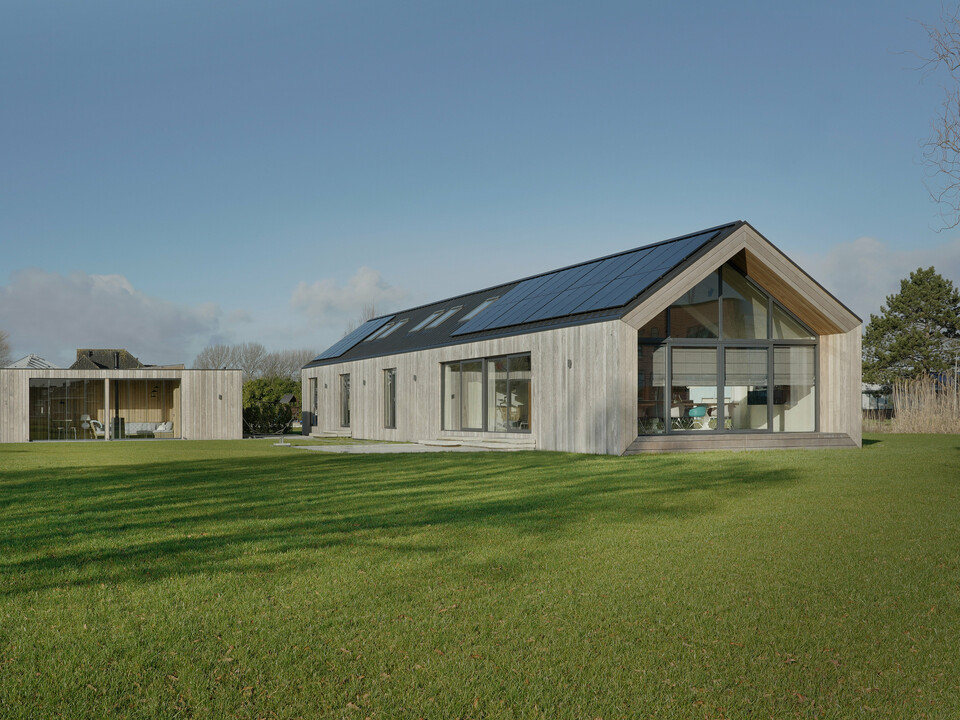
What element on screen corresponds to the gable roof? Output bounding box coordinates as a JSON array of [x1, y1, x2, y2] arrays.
[[305, 221, 746, 368], [70, 349, 144, 370], [9, 354, 59, 369]]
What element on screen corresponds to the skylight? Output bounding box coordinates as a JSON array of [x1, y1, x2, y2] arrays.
[[376, 319, 408, 338], [460, 297, 499, 322], [427, 306, 463, 328], [364, 322, 395, 341], [410, 310, 444, 332]]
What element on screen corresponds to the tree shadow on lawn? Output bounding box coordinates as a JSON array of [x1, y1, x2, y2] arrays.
[[0, 451, 800, 596]]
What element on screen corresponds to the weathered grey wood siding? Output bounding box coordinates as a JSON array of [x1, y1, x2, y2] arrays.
[[0, 368, 242, 443], [302, 319, 636, 455], [179, 371, 243, 440], [819, 327, 862, 446]]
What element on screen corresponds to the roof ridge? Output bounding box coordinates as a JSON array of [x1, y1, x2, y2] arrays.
[[367, 221, 742, 321]]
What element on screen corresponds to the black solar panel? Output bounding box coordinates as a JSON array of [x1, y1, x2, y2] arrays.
[[452, 227, 721, 336], [312, 315, 394, 361]]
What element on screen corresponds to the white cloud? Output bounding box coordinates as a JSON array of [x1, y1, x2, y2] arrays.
[[797, 236, 960, 321], [290, 266, 408, 326], [0, 269, 233, 367]]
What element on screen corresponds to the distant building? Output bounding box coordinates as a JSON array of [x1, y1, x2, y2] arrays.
[[9, 354, 58, 370], [0, 348, 239, 442]]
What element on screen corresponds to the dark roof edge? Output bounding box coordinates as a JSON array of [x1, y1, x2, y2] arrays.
[[361, 220, 743, 322]]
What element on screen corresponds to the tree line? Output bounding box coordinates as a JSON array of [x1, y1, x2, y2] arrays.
[[192, 343, 317, 382]]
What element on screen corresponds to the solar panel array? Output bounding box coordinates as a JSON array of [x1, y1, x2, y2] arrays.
[[312, 315, 395, 361], [452, 228, 721, 336]]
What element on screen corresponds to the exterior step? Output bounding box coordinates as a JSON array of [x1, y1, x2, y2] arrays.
[[310, 429, 353, 438], [623, 432, 857, 455], [422, 436, 536, 451]]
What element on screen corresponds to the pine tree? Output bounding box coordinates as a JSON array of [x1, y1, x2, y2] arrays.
[[862, 267, 960, 386]]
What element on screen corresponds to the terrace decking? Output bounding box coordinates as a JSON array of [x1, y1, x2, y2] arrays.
[[623, 432, 857, 454]]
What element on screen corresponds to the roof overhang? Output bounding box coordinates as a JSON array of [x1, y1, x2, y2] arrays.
[[620, 222, 861, 335]]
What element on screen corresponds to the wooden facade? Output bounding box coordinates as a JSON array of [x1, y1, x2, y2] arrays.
[[0, 368, 242, 443], [303, 224, 862, 455]]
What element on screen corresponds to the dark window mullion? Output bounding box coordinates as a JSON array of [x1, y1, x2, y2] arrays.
[[767, 344, 774, 431]]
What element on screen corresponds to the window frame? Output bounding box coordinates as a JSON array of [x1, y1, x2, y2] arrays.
[[440, 352, 532, 434], [383, 368, 397, 429], [638, 263, 819, 436], [339, 373, 351, 428]]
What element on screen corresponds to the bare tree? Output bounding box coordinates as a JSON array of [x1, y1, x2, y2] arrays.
[[195, 343, 318, 380], [0, 330, 11, 367], [193, 343, 239, 370], [341, 303, 378, 338], [261, 348, 317, 379], [922, 6, 960, 228], [237, 342, 267, 382]]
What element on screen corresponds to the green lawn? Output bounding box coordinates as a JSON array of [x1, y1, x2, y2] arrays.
[[0, 436, 958, 719]]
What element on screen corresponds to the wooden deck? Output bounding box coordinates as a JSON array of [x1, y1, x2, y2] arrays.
[[623, 432, 857, 455]]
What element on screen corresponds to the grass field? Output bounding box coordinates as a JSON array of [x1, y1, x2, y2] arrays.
[[1, 435, 958, 718]]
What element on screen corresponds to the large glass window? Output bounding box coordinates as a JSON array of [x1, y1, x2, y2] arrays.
[[638, 262, 817, 436], [29, 378, 181, 440], [669, 272, 719, 339], [638, 343, 666, 434], [443, 354, 532, 433], [724, 348, 769, 430], [722, 266, 768, 339], [340, 374, 351, 428], [773, 305, 814, 340], [461, 360, 483, 429], [774, 346, 816, 431], [670, 348, 717, 430]]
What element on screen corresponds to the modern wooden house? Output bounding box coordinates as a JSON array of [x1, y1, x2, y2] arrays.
[[301, 222, 861, 454], [0, 349, 242, 442]]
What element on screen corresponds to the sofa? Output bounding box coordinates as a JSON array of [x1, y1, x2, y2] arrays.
[[125, 421, 175, 438]]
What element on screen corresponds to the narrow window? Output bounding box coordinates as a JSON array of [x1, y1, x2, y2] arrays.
[[383, 368, 397, 429], [340, 374, 351, 428], [442, 362, 461, 430], [309, 377, 317, 428]]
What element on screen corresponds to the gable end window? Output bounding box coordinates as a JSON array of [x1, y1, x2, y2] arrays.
[[637, 261, 817, 437]]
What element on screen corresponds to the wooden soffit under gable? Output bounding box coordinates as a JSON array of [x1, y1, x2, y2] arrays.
[[620, 223, 860, 335]]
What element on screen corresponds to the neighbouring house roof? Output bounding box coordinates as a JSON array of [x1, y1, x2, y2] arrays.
[[70, 349, 145, 370], [304, 220, 859, 369], [9, 354, 59, 369], [279, 393, 298, 405]]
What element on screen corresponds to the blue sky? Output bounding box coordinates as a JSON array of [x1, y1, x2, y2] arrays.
[[2, 0, 959, 366]]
